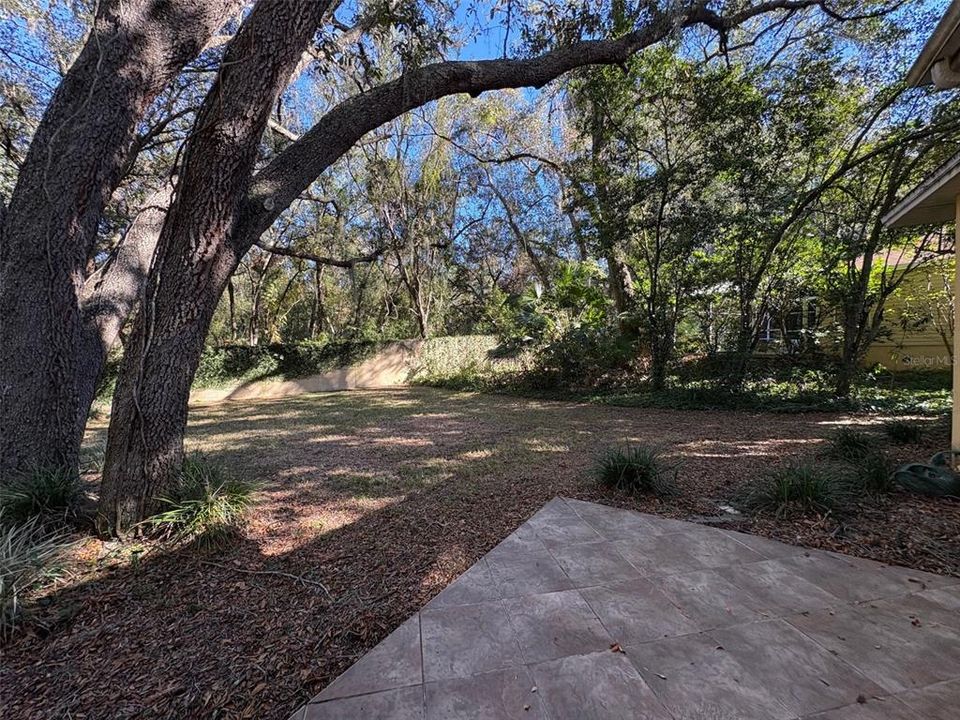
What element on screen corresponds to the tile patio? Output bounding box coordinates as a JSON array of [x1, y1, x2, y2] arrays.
[[290, 497, 960, 719]]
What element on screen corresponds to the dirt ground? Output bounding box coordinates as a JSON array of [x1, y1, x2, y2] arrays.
[[2, 387, 957, 719]]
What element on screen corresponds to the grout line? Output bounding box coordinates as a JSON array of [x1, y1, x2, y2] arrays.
[[418, 611, 427, 715]]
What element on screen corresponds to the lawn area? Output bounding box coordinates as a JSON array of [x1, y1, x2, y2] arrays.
[[2, 387, 957, 719]]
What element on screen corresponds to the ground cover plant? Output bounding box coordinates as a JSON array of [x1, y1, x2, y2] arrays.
[[142, 457, 257, 551], [884, 419, 925, 445], [733, 461, 849, 518], [0, 467, 82, 526], [593, 445, 678, 496], [0, 516, 71, 642]]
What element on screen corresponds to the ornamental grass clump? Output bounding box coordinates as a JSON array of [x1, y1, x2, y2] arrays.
[[0, 466, 81, 525], [826, 426, 875, 461], [1, 515, 71, 642], [594, 445, 678, 496], [143, 457, 255, 551], [734, 460, 848, 517]]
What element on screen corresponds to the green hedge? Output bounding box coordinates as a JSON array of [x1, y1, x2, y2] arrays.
[[97, 340, 384, 400], [192, 340, 382, 386], [409, 335, 525, 386]]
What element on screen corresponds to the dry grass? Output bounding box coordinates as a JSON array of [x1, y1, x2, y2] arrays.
[[1, 387, 955, 720]]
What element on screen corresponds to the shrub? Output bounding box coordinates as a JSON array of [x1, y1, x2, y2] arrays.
[[1, 515, 71, 642], [532, 326, 636, 391], [0, 467, 81, 525], [882, 420, 924, 445], [734, 461, 846, 517], [826, 427, 875, 461], [594, 446, 678, 496], [143, 457, 255, 551], [848, 450, 895, 497]]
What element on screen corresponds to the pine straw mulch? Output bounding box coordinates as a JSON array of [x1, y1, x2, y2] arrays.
[[2, 387, 957, 720]]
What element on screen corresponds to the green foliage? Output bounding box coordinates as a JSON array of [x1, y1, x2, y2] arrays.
[[410, 335, 509, 383], [193, 340, 383, 386], [848, 451, 895, 497], [0, 467, 81, 525], [594, 446, 678, 496], [1, 515, 71, 642], [883, 419, 924, 445], [826, 427, 875, 461], [496, 261, 610, 344], [734, 461, 846, 517], [99, 341, 388, 398], [533, 327, 633, 389], [143, 457, 255, 551]]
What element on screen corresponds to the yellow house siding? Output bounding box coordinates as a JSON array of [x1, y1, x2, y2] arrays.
[[862, 256, 953, 371]]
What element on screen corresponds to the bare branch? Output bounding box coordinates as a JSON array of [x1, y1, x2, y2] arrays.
[[256, 240, 384, 268]]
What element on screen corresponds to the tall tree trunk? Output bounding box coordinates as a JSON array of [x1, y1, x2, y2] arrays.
[[0, 0, 236, 477], [98, 0, 334, 533], [647, 320, 675, 392], [99, 242, 239, 532], [309, 264, 327, 339]]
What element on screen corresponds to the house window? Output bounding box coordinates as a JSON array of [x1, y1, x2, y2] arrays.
[[760, 313, 774, 342]]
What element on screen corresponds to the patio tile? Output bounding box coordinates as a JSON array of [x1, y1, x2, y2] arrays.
[[548, 541, 642, 587], [670, 526, 767, 569], [503, 589, 611, 663], [787, 605, 960, 693], [525, 506, 603, 548], [611, 534, 705, 577], [719, 559, 844, 614], [777, 552, 927, 603], [580, 577, 700, 645], [711, 619, 885, 716], [894, 677, 960, 719], [291, 499, 960, 720], [627, 633, 795, 720], [658, 569, 766, 629], [530, 650, 672, 720], [638, 514, 697, 534], [314, 616, 422, 701], [855, 586, 960, 632], [871, 562, 960, 592], [721, 528, 808, 559], [801, 697, 920, 719], [424, 667, 545, 719], [420, 601, 522, 681], [426, 559, 500, 608], [486, 524, 544, 559], [486, 547, 573, 598], [303, 685, 425, 719], [564, 499, 662, 539]]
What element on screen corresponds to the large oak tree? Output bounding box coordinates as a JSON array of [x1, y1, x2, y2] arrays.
[[0, 0, 240, 476]]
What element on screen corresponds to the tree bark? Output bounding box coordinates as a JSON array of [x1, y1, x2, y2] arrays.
[[98, 0, 335, 533], [0, 0, 237, 477]]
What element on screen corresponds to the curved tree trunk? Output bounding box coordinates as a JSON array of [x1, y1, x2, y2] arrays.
[[98, 0, 334, 533], [99, 242, 240, 532], [0, 0, 237, 477]]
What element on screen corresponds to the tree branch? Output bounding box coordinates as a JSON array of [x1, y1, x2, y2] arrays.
[[256, 240, 384, 268], [237, 0, 845, 250], [79, 181, 175, 352]]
